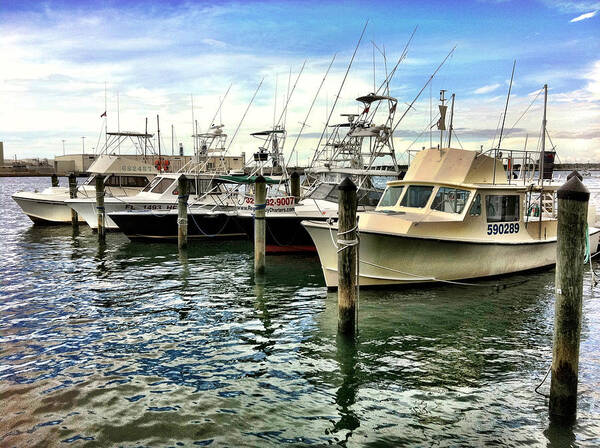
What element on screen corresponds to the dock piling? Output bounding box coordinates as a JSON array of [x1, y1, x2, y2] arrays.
[[254, 175, 267, 275], [177, 175, 188, 250], [337, 177, 358, 335], [95, 175, 106, 240], [549, 172, 589, 423], [51, 174, 59, 187], [68, 173, 78, 230], [290, 171, 301, 204]]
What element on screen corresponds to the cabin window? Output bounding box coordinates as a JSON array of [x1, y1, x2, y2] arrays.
[[486, 195, 520, 222], [142, 177, 160, 192], [307, 183, 339, 202], [469, 194, 481, 216], [104, 175, 119, 187], [150, 178, 175, 194], [431, 187, 470, 214], [378, 186, 404, 207], [400, 185, 434, 208]]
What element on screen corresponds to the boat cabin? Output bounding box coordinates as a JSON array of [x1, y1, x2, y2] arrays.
[[368, 147, 559, 242]]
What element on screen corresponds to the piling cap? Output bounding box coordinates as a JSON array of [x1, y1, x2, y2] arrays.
[[290, 171, 300, 179], [558, 173, 589, 202], [567, 170, 583, 181], [255, 175, 266, 184], [338, 177, 357, 191]]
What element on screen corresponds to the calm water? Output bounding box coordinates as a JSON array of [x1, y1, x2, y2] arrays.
[[1, 176, 600, 447]]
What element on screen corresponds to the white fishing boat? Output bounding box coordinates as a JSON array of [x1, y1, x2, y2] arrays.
[[12, 153, 156, 224], [303, 86, 600, 287], [303, 146, 600, 287], [66, 124, 239, 230]]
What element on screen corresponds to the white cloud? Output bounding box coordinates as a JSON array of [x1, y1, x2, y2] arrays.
[[570, 10, 598, 21], [473, 83, 501, 94]]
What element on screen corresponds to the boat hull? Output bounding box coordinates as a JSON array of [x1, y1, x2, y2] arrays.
[[303, 221, 600, 287], [12, 191, 85, 224], [109, 211, 247, 241], [235, 215, 327, 253]]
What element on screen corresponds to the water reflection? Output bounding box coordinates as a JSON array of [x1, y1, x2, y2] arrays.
[[333, 333, 360, 442]]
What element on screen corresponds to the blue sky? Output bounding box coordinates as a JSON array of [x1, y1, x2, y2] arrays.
[[0, 0, 598, 162]]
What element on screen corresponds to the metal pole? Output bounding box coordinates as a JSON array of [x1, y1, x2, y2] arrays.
[[549, 171, 589, 423]]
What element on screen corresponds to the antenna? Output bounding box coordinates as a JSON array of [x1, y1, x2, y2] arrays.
[[438, 89, 447, 149], [157, 114, 162, 173], [117, 91, 121, 155], [285, 53, 336, 180], [497, 60, 516, 149], [447, 93, 455, 148], [392, 46, 456, 135], [191, 94, 196, 153], [310, 20, 369, 167]]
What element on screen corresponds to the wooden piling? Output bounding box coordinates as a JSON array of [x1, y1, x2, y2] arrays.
[[254, 175, 267, 275], [51, 174, 59, 187], [95, 175, 105, 240], [177, 175, 188, 250], [68, 173, 78, 229], [549, 172, 590, 423], [290, 171, 301, 204], [337, 177, 358, 335]]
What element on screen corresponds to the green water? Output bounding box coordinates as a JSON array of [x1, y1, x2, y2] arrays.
[[1, 177, 600, 446]]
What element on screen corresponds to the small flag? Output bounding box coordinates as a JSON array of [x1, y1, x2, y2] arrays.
[[100, 111, 107, 118]]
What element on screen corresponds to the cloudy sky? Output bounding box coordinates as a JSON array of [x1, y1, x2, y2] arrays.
[[1, 0, 599, 163]]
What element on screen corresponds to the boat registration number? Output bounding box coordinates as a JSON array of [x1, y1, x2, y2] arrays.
[[487, 223, 519, 235]]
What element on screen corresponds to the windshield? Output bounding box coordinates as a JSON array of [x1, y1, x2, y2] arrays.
[[307, 183, 338, 201], [431, 187, 471, 214], [399, 185, 434, 208], [378, 186, 404, 207], [151, 178, 175, 194], [142, 176, 161, 192]]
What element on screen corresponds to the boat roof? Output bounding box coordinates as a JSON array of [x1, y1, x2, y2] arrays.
[[401, 147, 507, 186], [87, 155, 157, 175]]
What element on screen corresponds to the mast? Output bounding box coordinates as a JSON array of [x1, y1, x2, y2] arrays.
[[447, 93, 455, 148], [438, 90, 447, 149], [538, 84, 548, 239], [104, 81, 108, 154], [310, 20, 368, 168], [117, 91, 121, 155], [191, 94, 196, 154], [144, 117, 148, 159], [540, 84, 547, 186], [497, 60, 516, 150], [157, 115, 162, 173]]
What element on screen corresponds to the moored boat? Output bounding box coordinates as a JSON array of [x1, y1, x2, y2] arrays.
[[12, 154, 156, 224], [302, 147, 600, 287]]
